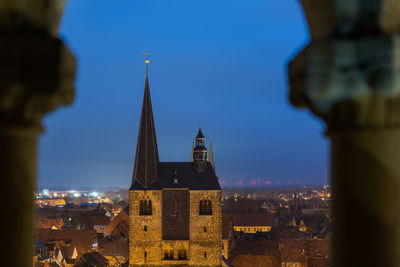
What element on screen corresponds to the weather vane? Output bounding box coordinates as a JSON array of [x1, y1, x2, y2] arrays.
[[142, 52, 150, 76], [142, 52, 150, 64]]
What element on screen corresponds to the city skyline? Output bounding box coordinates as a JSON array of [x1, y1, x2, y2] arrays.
[[38, 0, 328, 188]]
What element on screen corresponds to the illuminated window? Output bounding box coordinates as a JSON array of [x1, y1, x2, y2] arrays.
[[140, 199, 152, 215], [178, 248, 187, 260], [199, 199, 212, 215], [164, 248, 174, 260]]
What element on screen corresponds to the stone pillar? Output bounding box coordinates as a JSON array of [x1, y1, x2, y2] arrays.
[[289, 1, 400, 266], [0, 1, 75, 266]]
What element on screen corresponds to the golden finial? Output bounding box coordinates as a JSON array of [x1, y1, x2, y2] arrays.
[[142, 52, 150, 77], [142, 52, 150, 64]]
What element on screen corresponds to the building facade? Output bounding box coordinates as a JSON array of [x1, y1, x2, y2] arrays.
[[129, 61, 222, 267]]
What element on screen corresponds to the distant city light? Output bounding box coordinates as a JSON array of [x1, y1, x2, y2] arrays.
[[42, 189, 49, 196], [73, 192, 81, 198], [90, 192, 99, 197]]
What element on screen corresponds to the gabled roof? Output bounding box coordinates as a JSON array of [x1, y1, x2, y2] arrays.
[[36, 218, 64, 230], [98, 236, 128, 257], [230, 213, 276, 227], [36, 229, 96, 257], [130, 162, 221, 190], [131, 74, 159, 189], [75, 251, 108, 266]]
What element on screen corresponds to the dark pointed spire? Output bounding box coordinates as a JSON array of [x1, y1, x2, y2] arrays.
[[131, 58, 159, 189], [196, 127, 205, 139]]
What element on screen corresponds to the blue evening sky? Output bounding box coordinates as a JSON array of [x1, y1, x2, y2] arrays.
[[38, 0, 329, 189]]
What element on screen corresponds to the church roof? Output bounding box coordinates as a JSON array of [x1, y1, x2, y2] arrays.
[[130, 162, 221, 190], [131, 73, 159, 189]]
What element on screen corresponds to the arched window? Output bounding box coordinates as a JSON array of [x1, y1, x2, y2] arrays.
[[164, 248, 174, 260], [207, 200, 212, 215], [178, 248, 187, 260], [199, 199, 212, 215], [140, 199, 152, 215]]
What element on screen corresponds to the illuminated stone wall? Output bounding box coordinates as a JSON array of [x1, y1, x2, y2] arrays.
[[189, 190, 222, 267], [129, 190, 163, 266], [129, 189, 222, 266]]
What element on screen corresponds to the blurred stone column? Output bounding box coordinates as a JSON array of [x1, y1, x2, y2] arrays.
[[289, 0, 400, 266], [0, 1, 75, 266]]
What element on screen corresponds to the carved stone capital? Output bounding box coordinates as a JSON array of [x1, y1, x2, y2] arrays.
[[0, 32, 75, 133], [289, 0, 400, 132], [289, 35, 400, 131]]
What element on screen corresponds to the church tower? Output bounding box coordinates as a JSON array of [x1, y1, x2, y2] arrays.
[[129, 59, 222, 267]]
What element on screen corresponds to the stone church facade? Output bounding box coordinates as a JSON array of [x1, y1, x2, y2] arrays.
[[129, 62, 222, 267]]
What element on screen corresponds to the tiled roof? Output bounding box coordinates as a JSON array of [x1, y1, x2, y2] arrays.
[[279, 239, 330, 262], [230, 213, 275, 227], [130, 162, 221, 190], [74, 216, 111, 229], [36, 229, 96, 257], [98, 236, 129, 257], [75, 251, 108, 266], [36, 218, 64, 229]]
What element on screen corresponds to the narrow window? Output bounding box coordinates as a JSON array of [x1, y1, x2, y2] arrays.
[[204, 227, 207, 232], [147, 200, 152, 215], [144, 226, 147, 231], [139, 200, 144, 215], [204, 251, 207, 258], [207, 200, 212, 215], [178, 249, 187, 260], [164, 249, 174, 260], [140, 199, 152, 215], [144, 251, 147, 258], [199, 200, 204, 215]]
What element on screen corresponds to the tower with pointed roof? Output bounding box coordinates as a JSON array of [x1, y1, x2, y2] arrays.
[[129, 59, 222, 267]]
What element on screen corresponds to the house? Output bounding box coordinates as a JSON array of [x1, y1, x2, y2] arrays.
[[230, 213, 275, 234], [107, 206, 129, 238], [36, 229, 98, 265], [222, 215, 236, 260]]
